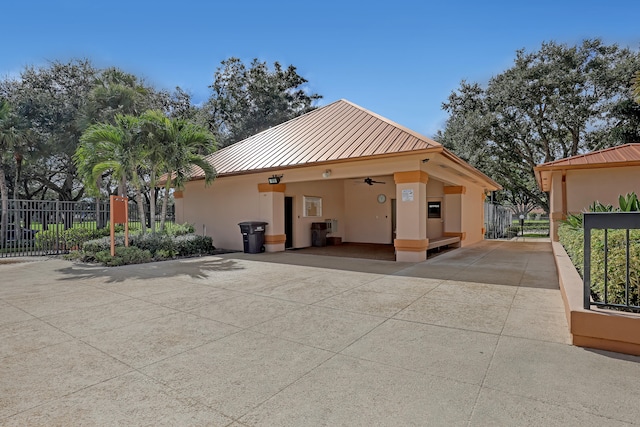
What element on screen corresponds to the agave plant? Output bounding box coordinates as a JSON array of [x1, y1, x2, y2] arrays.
[[618, 192, 639, 212]]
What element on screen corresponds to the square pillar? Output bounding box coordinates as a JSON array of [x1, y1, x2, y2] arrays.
[[394, 171, 428, 262], [443, 186, 465, 246], [258, 183, 287, 252], [549, 171, 564, 242]]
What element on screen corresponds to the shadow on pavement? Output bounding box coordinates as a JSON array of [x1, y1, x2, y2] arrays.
[[54, 256, 244, 283]]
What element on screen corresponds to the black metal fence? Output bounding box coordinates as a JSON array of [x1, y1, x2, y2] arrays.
[[0, 199, 174, 258], [484, 203, 513, 239], [583, 212, 640, 312]]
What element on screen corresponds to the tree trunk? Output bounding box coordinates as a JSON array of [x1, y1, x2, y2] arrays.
[[135, 187, 146, 235], [0, 167, 8, 248], [149, 171, 156, 234], [159, 181, 170, 232]]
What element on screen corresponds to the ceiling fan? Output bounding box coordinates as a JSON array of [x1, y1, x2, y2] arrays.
[[363, 177, 386, 185]]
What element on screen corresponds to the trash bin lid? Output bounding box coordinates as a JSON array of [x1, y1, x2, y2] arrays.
[[238, 221, 268, 226]]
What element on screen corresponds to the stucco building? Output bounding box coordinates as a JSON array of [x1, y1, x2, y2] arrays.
[[534, 143, 640, 241], [175, 99, 500, 262]]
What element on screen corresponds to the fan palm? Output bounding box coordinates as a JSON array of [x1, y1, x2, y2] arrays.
[[75, 114, 148, 234], [139, 111, 217, 232]]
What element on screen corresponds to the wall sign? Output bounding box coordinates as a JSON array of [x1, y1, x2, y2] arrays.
[[402, 189, 414, 202], [303, 196, 322, 217]]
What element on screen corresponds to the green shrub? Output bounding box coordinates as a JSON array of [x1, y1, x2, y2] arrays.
[[173, 235, 214, 256], [82, 235, 128, 253], [559, 192, 640, 310], [35, 229, 58, 250], [94, 246, 152, 267], [80, 232, 214, 265], [559, 224, 640, 309], [36, 227, 108, 250], [130, 233, 174, 254], [163, 222, 195, 236]]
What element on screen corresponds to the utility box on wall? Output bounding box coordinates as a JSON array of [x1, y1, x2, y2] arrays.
[[325, 219, 338, 233]]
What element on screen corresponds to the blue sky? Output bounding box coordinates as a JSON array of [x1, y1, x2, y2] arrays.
[[2, 0, 639, 137]]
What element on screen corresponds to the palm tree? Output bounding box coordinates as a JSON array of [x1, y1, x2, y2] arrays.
[[0, 100, 28, 247], [139, 111, 217, 232], [75, 114, 148, 234]]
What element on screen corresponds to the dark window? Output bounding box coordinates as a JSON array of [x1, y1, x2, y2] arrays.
[[428, 201, 441, 219]]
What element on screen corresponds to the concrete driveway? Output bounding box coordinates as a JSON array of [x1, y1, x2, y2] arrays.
[[1, 240, 639, 426]]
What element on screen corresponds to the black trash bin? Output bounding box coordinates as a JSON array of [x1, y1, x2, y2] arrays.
[[238, 221, 268, 254], [311, 222, 328, 247]]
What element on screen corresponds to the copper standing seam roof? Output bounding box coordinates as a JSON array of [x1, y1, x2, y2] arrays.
[[191, 99, 442, 178], [182, 99, 500, 190], [534, 143, 640, 190]]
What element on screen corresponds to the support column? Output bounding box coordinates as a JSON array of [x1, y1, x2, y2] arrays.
[[549, 171, 565, 242], [258, 183, 287, 252], [174, 190, 184, 224], [443, 186, 465, 246], [394, 171, 428, 262]]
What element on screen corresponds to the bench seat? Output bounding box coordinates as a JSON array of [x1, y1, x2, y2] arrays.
[[427, 236, 461, 250]]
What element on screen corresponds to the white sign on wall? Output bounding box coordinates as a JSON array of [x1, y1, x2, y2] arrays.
[[402, 189, 414, 202]]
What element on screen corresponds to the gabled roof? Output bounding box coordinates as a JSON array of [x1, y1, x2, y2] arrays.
[[534, 143, 640, 191], [194, 99, 442, 178]]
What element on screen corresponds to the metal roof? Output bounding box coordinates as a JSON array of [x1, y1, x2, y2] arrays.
[[534, 144, 640, 170], [534, 144, 640, 191], [193, 99, 442, 178]]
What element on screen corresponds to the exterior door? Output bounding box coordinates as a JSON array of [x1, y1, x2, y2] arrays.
[[285, 196, 293, 248]]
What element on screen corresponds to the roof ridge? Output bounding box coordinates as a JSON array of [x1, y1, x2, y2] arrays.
[[337, 99, 441, 148]]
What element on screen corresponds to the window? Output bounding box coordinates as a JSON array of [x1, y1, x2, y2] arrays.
[[303, 196, 322, 217], [428, 201, 441, 219]]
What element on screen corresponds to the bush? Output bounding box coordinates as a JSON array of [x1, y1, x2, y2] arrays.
[[163, 222, 195, 236], [82, 235, 127, 253], [173, 234, 214, 256], [36, 227, 109, 250], [80, 232, 214, 265], [558, 192, 640, 310], [130, 233, 175, 255], [94, 246, 152, 267], [559, 223, 640, 309]]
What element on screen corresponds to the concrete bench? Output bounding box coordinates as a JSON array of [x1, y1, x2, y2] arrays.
[[427, 236, 461, 250]]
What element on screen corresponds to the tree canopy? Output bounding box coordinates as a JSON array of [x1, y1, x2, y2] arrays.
[[437, 39, 640, 214], [202, 57, 322, 147]]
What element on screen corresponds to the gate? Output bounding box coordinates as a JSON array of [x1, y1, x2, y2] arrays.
[[484, 203, 512, 239]]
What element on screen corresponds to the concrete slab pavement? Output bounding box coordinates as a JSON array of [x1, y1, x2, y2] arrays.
[[1, 241, 639, 426]]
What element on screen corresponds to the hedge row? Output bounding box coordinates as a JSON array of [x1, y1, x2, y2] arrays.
[[80, 232, 214, 265], [558, 224, 640, 308]]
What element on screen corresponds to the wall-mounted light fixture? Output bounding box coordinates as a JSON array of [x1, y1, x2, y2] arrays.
[[268, 175, 282, 184], [322, 169, 331, 178]]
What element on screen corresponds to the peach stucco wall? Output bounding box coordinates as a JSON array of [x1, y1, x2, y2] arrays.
[[547, 166, 640, 241], [180, 174, 263, 251], [283, 179, 346, 248], [460, 183, 486, 245], [426, 179, 444, 239], [344, 176, 396, 244], [566, 166, 640, 213], [176, 153, 494, 255]]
